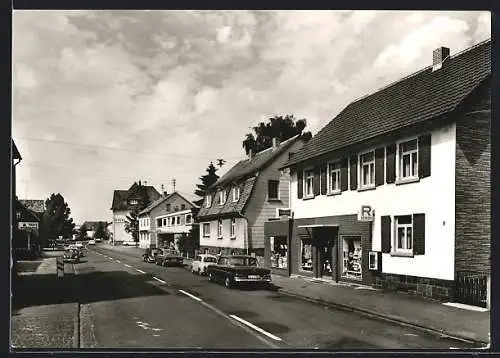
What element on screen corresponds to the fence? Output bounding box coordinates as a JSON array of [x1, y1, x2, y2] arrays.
[[455, 271, 487, 308]]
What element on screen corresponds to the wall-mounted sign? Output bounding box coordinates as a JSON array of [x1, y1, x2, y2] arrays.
[[18, 222, 39, 232], [357, 205, 374, 222], [276, 208, 292, 218]]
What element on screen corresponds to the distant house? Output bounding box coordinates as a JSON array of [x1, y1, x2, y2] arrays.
[[82, 221, 101, 239], [196, 135, 307, 258], [110, 181, 161, 244], [138, 191, 199, 250], [281, 40, 491, 307]]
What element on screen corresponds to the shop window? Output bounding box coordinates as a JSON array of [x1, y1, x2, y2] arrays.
[[398, 138, 418, 180], [395, 215, 412, 253], [270, 236, 288, 269], [300, 240, 313, 271], [202, 223, 210, 238], [217, 219, 223, 238], [341, 236, 362, 280]]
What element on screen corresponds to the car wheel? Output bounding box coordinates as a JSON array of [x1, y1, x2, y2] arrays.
[[224, 277, 233, 289], [209, 273, 214, 282]]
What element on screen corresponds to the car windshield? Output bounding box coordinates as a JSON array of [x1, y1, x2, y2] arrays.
[[204, 257, 217, 263], [227, 257, 257, 266]]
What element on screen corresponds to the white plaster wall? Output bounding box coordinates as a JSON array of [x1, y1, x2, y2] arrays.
[[199, 218, 245, 249], [290, 124, 456, 280], [113, 210, 132, 242]]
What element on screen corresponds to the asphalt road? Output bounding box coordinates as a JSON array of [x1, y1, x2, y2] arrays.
[[77, 245, 476, 350]]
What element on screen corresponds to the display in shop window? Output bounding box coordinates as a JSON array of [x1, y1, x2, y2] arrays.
[[301, 240, 312, 271], [270, 236, 288, 269], [342, 236, 362, 280]]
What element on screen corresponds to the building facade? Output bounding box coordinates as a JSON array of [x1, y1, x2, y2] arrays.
[[110, 181, 161, 244], [279, 41, 491, 306], [138, 192, 198, 250], [197, 135, 307, 259]]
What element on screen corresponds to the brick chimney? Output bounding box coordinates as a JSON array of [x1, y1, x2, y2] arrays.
[[433, 46, 450, 66]]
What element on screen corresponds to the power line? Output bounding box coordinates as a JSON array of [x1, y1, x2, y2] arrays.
[[16, 136, 243, 161]]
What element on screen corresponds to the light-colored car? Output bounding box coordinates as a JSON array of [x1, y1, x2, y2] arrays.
[[191, 254, 218, 275], [122, 241, 136, 246], [88, 239, 96, 245]]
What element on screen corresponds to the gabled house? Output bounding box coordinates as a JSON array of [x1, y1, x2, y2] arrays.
[[280, 40, 491, 307], [138, 191, 199, 250], [110, 181, 161, 244], [14, 199, 42, 258], [196, 135, 308, 258]]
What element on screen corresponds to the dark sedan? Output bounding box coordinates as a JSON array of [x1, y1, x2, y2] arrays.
[[63, 248, 80, 263], [154, 249, 184, 267], [206, 255, 271, 289], [142, 248, 163, 263]]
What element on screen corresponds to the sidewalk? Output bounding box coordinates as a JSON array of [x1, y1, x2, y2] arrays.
[[11, 251, 79, 349], [271, 274, 490, 346]]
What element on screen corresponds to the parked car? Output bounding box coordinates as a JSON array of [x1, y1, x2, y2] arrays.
[[143, 248, 163, 263], [63, 248, 80, 263], [122, 241, 136, 246], [206, 255, 272, 289], [154, 249, 184, 267], [88, 239, 96, 245], [191, 254, 218, 275], [95, 238, 102, 243], [68, 244, 84, 257]]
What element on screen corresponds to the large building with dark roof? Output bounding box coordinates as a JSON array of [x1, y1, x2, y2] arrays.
[[279, 40, 491, 307], [197, 135, 307, 257], [110, 181, 161, 243]]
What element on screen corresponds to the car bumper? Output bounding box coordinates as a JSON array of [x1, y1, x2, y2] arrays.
[[234, 277, 272, 283]]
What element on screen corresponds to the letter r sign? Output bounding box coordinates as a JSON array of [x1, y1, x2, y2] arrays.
[[358, 205, 374, 221]]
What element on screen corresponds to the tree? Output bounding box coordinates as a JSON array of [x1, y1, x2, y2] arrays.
[[193, 162, 220, 207], [124, 209, 140, 245], [94, 221, 107, 240], [242, 114, 312, 155], [176, 226, 199, 257], [77, 223, 88, 241], [40, 193, 76, 247]]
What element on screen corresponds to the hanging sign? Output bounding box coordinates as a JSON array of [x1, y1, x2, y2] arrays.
[[357, 205, 374, 222], [276, 208, 292, 217]]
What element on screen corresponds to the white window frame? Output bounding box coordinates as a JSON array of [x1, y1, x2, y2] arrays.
[[230, 218, 236, 238], [327, 161, 341, 194], [303, 167, 315, 198], [232, 186, 240, 202], [397, 137, 419, 181], [268, 180, 280, 200], [202, 223, 210, 238], [394, 215, 413, 254], [185, 214, 192, 224], [219, 190, 226, 205], [205, 194, 212, 208], [217, 219, 223, 239], [359, 149, 376, 189], [130, 199, 138, 205]]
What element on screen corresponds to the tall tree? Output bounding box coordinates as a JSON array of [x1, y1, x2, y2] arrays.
[[193, 162, 220, 207], [40, 193, 76, 247], [242, 114, 312, 155], [124, 209, 140, 245], [77, 223, 88, 241], [94, 221, 107, 240]]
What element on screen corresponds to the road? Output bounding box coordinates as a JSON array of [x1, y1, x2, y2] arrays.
[[74, 245, 476, 349]]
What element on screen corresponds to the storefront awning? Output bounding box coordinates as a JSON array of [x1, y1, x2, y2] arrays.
[[297, 224, 338, 228]]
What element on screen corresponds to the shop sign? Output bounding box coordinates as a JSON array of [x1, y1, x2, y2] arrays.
[[357, 205, 374, 222], [18, 222, 38, 231], [276, 208, 292, 217]]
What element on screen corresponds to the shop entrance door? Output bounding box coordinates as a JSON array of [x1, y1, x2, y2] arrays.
[[320, 245, 333, 278], [312, 227, 337, 279]]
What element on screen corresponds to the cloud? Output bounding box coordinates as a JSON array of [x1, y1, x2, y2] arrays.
[[474, 12, 491, 42]]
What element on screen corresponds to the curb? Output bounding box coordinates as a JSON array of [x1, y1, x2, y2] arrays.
[[277, 288, 488, 347]]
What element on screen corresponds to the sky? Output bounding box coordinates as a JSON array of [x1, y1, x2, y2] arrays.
[[12, 10, 491, 224]]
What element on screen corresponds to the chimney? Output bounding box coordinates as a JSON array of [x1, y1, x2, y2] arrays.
[[163, 191, 168, 197], [138, 180, 142, 187], [272, 137, 280, 150], [433, 46, 450, 66]]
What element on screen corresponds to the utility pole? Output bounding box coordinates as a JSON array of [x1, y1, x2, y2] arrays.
[[172, 179, 176, 192]]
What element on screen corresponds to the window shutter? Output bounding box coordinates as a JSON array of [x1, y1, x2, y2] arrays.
[[320, 163, 327, 195], [381, 216, 391, 253], [313, 166, 320, 196], [418, 134, 431, 178], [297, 170, 303, 199], [413, 213, 425, 255], [375, 147, 385, 186], [386, 143, 396, 184], [349, 155, 358, 190], [340, 157, 348, 192]]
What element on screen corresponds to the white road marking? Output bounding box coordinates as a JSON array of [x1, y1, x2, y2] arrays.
[[404, 333, 419, 337], [116, 260, 121, 263], [229, 315, 282, 342], [152, 328, 162, 332], [178, 289, 202, 302], [152, 277, 166, 284], [136, 269, 146, 274], [124, 264, 131, 268]]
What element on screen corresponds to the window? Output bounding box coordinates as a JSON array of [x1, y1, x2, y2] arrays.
[[176, 216, 180, 225], [219, 190, 226, 205], [157, 218, 162, 227], [327, 162, 341, 193], [166, 203, 171, 212], [186, 214, 192, 224], [129, 199, 138, 205], [203, 256, 217, 263], [268, 180, 280, 200], [300, 240, 312, 271], [217, 219, 223, 238], [202, 223, 210, 238], [230, 218, 236, 238], [398, 138, 418, 180], [270, 236, 288, 269], [205, 194, 212, 208], [232, 186, 240, 202], [303, 169, 314, 198], [181, 204, 186, 210], [163, 218, 167, 227], [227, 257, 257, 266], [395, 215, 413, 254], [359, 150, 375, 188]]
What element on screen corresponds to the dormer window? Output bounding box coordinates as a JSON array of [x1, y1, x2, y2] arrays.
[[205, 194, 212, 208], [232, 186, 240, 202], [219, 190, 226, 205]]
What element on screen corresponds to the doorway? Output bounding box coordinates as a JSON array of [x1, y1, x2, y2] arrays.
[[312, 226, 338, 279]]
